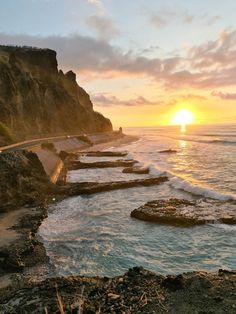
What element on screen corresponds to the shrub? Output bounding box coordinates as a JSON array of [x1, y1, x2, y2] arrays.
[[0, 122, 16, 143], [40, 141, 57, 153]]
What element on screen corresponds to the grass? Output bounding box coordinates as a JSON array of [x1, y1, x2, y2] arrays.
[[44, 284, 86, 314], [0, 122, 16, 144]]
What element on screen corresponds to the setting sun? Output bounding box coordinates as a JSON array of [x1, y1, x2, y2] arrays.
[[171, 109, 194, 131]]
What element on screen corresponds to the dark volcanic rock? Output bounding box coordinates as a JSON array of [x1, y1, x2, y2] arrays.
[[68, 159, 138, 170], [1, 267, 236, 313], [122, 166, 150, 174], [131, 198, 236, 227], [0, 150, 53, 211], [0, 45, 112, 144], [0, 206, 49, 273], [82, 151, 128, 157], [0, 150, 53, 272], [159, 149, 177, 153], [61, 176, 168, 196]]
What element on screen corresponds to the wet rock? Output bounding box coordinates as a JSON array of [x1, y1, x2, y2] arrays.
[[159, 149, 177, 153], [131, 198, 236, 227], [68, 159, 138, 170], [162, 274, 184, 291], [122, 166, 149, 174], [81, 151, 128, 157], [0, 206, 49, 274], [61, 176, 168, 196]]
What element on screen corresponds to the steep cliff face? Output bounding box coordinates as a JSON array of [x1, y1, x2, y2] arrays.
[[0, 45, 112, 145]]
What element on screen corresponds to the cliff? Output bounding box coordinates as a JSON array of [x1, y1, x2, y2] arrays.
[[0, 45, 112, 145]]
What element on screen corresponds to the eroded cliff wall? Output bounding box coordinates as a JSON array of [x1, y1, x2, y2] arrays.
[[0, 45, 112, 145]]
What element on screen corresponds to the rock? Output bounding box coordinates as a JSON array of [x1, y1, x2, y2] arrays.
[[122, 166, 149, 174], [159, 149, 177, 153], [0, 206, 49, 274], [162, 274, 184, 291], [0, 45, 112, 144], [68, 159, 138, 170], [0, 150, 53, 211], [82, 151, 128, 157], [131, 198, 236, 227], [61, 176, 168, 196], [0, 267, 236, 313]]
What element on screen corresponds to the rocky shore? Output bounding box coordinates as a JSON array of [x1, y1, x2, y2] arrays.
[[1, 267, 236, 313], [0, 136, 236, 313], [0, 133, 136, 274]]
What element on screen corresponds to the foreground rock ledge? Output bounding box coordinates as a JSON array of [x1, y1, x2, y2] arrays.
[[61, 176, 168, 196], [131, 198, 236, 227], [0, 267, 236, 313], [68, 159, 138, 170], [80, 151, 128, 157]]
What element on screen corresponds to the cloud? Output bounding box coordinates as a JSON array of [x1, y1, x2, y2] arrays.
[[177, 94, 207, 101], [86, 14, 119, 40], [0, 29, 236, 90], [211, 91, 236, 100], [149, 7, 221, 28], [87, 0, 104, 13], [189, 30, 236, 69], [0, 32, 163, 76], [91, 94, 163, 107]]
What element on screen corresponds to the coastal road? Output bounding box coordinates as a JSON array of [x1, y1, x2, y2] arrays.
[[0, 134, 81, 153]]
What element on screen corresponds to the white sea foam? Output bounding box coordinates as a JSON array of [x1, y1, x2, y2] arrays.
[[121, 137, 236, 201], [168, 176, 235, 201], [139, 161, 236, 201]]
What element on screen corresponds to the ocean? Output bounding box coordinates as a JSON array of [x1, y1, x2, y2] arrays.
[[38, 124, 236, 277]]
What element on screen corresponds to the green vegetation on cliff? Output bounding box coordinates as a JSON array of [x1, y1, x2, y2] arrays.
[[0, 45, 112, 145], [0, 122, 16, 144]]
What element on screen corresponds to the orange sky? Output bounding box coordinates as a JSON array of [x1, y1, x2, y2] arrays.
[[1, 0, 236, 128]]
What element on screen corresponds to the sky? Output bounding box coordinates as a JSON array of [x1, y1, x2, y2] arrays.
[[0, 0, 236, 127]]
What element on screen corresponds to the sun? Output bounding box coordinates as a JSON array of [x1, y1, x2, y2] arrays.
[[171, 109, 194, 132]]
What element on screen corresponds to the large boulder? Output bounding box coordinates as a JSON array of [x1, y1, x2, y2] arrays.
[[131, 198, 236, 227]]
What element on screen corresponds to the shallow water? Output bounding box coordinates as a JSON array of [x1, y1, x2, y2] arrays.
[[39, 125, 236, 277]]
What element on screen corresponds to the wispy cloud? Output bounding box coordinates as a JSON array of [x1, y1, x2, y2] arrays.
[[149, 7, 221, 28], [85, 0, 119, 40], [91, 94, 163, 107], [87, 0, 104, 13], [86, 15, 119, 40], [211, 91, 236, 100]]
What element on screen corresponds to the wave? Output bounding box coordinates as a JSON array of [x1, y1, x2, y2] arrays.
[[168, 176, 235, 201], [146, 163, 236, 201], [198, 133, 236, 138], [160, 135, 236, 146], [208, 139, 236, 145]]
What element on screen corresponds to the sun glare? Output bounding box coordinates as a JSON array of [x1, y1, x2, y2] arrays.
[[171, 109, 194, 132]]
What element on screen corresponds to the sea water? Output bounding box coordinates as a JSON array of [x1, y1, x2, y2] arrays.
[[39, 125, 236, 277]]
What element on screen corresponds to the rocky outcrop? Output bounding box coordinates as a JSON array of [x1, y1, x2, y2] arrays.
[[81, 151, 128, 157], [0, 45, 112, 145], [159, 149, 177, 154], [60, 176, 168, 196], [131, 198, 236, 227], [0, 267, 236, 313], [68, 159, 138, 170], [122, 166, 150, 174], [0, 150, 54, 211], [0, 206, 48, 274]]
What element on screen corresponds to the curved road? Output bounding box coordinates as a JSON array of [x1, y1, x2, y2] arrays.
[[0, 134, 80, 153]]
